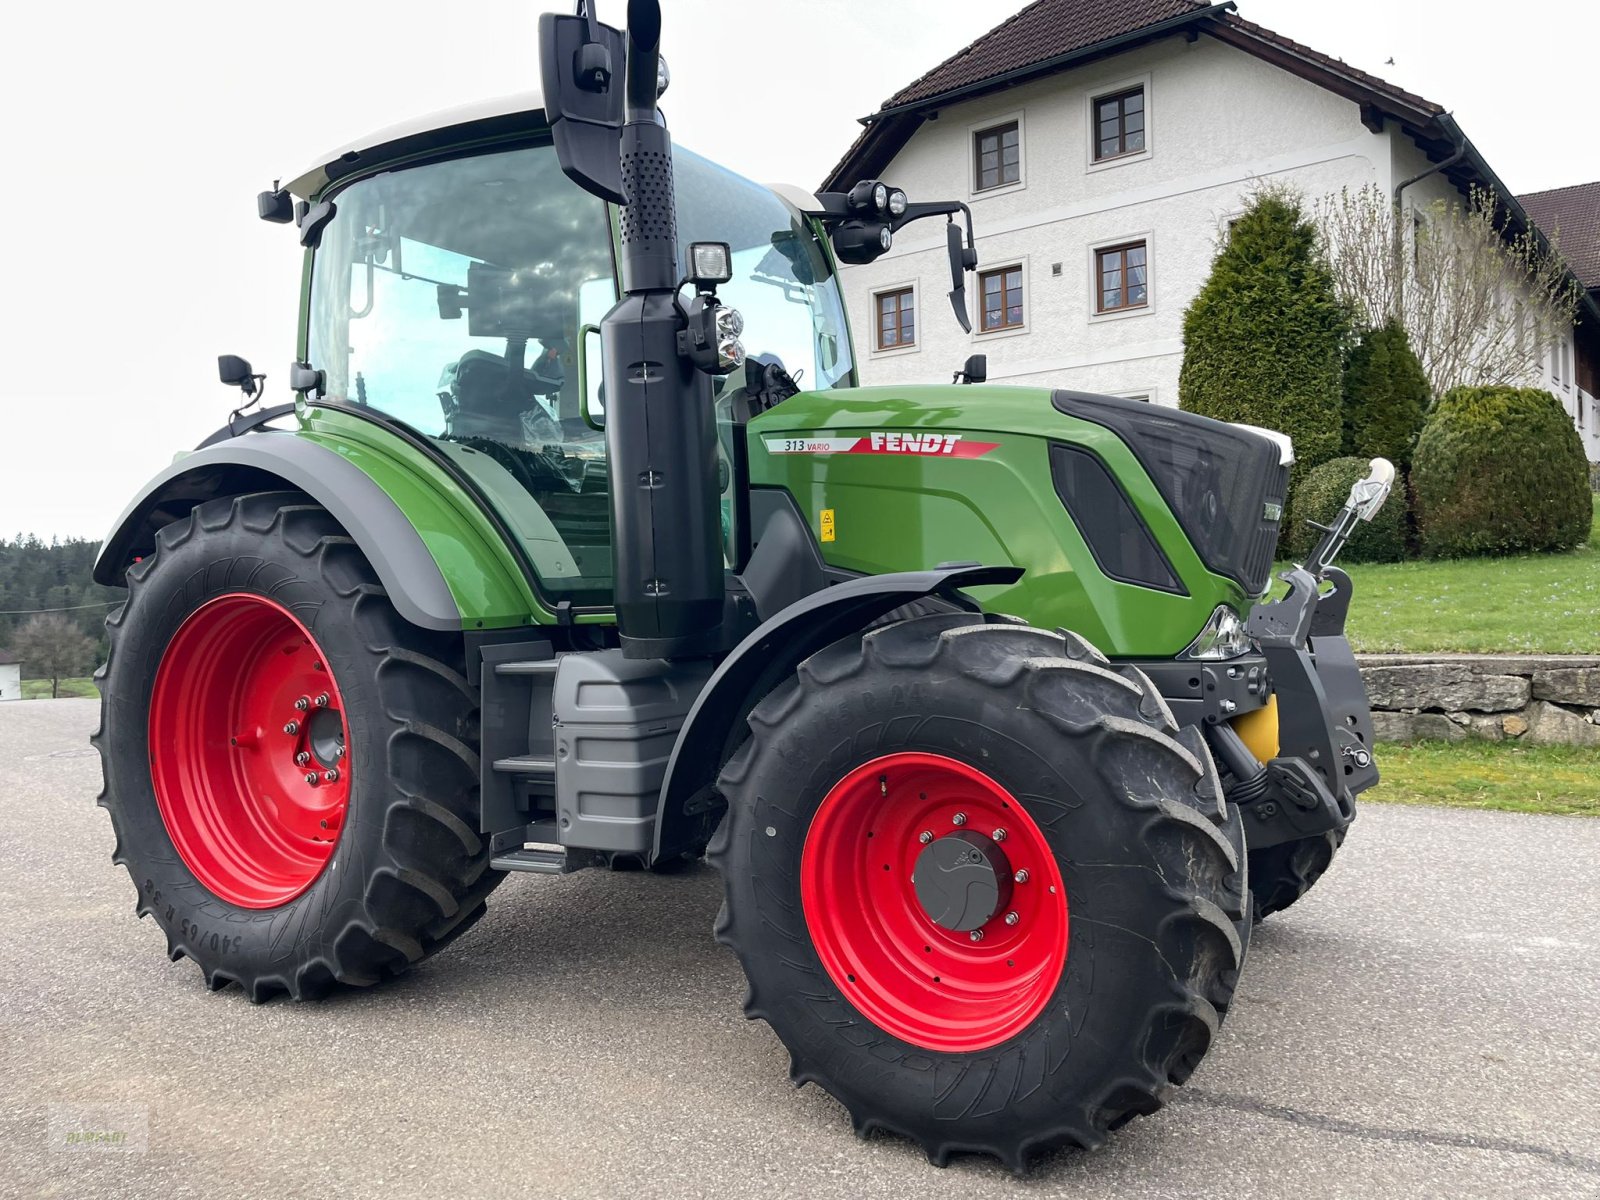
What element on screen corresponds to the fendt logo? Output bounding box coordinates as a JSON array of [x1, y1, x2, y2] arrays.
[[763, 432, 1000, 458]]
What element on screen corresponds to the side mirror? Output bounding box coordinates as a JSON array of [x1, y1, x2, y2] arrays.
[[257, 189, 295, 224], [953, 354, 987, 385], [538, 11, 628, 204], [218, 354, 262, 397]]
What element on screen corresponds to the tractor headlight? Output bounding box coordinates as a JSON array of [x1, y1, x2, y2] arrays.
[[1180, 605, 1254, 661], [715, 305, 746, 369], [887, 188, 908, 216]]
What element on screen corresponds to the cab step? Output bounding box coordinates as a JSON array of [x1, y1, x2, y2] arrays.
[[490, 847, 574, 875]]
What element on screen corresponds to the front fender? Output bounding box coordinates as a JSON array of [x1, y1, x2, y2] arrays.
[[651, 563, 1023, 862], [94, 433, 460, 631]]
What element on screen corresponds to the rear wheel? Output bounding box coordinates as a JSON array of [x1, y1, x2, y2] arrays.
[[710, 613, 1249, 1171], [93, 492, 500, 1000]]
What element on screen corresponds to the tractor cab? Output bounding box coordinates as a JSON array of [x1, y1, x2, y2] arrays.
[[289, 98, 855, 609]]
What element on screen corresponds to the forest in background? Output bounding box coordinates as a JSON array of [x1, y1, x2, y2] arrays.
[[0, 536, 120, 669]]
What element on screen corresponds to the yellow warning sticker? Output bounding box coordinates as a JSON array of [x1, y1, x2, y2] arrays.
[[820, 508, 836, 542]]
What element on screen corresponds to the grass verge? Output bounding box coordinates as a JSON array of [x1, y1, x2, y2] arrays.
[[1331, 496, 1599, 654], [1369, 740, 1600, 817], [19, 676, 98, 700]]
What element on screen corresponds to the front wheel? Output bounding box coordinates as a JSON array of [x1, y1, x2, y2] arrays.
[[93, 492, 500, 1001], [710, 614, 1249, 1171]]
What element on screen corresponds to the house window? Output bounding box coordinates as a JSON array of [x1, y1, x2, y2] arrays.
[[875, 288, 915, 350], [974, 122, 1020, 191], [1096, 241, 1148, 313], [1553, 339, 1563, 386], [980, 266, 1024, 331], [1093, 87, 1145, 161]]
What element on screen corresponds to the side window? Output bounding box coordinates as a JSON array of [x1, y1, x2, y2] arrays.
[[1093, 87, 1145, 161], [307, 143, 620, 606], [974, 121, 1021, 191]]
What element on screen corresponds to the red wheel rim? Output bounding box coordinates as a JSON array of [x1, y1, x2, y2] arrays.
[[800, 753, 1069, 1053], [148, 593, 351, 909]]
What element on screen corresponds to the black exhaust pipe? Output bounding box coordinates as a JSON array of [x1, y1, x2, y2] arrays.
[[603, 0, 725, 657]]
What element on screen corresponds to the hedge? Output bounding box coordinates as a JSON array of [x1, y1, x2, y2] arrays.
[[1412, 386, 1592, 557], [1179, 190, 1347, 498], [1284, 456, 1408, 563], [1342, 321, 1429, 467]]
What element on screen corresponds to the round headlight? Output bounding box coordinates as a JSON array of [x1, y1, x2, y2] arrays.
[[887, 189, 908, 216], [878, 226, 893, 251], [873, 183, 889, 212], [717, 336, 746, 370], [656, 56, 671, 97], [715, 305, 745, 338]]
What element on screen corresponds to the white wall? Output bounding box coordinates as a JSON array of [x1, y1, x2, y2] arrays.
[[0, 664, 20, 702], [844, 35, 1389, 405]]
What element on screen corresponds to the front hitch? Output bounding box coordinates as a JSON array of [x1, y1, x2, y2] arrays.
[[1215, 459, 1393, 849]]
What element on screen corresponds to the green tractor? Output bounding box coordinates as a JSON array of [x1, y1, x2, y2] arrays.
[[93, 0, 1393, 1170]]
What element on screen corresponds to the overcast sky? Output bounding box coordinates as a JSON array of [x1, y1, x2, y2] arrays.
[[2, 0, 1596, 540]]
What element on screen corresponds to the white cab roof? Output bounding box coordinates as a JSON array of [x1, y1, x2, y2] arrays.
[[283, 88, 547, 199]]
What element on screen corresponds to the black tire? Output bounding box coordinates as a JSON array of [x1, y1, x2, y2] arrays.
[[709, 613, 1249, 1171], [1247, 828, 1346, 922], [92, 492, 500, 1001]]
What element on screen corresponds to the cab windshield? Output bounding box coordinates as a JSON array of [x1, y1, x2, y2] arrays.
[[306, 139, 852, 606]]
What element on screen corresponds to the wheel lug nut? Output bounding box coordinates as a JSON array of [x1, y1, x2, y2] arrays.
[[335, 745, 347, 760], [1013, 869, 1029, 884], [952, 812, 967, 826], [918, 830, 933, 844], [992, 827, 1007, 842], [969, 929, 984, 942], [1004, 911, 1019, 926], [314, 693, 330, 708], [304, 772, 319, 785], [294, 697, 310, 712], [323, 769, 340, 784], [283, 721, 299, 736], [295, 751, 311, 766]]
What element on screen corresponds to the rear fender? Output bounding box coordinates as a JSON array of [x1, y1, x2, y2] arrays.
[[93, 433, 460, 631], [651, 563, 1023, 862]]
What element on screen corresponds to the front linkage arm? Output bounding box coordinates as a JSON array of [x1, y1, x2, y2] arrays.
[[1211, 459, 1395, 850]]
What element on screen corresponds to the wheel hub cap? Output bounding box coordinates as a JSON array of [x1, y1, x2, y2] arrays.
[[913, 830, 1012, 932]]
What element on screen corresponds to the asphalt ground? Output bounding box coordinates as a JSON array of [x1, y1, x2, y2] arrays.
[[3, 698, 1598, 1199]]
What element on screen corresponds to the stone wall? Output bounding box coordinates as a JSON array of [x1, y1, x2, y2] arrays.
[[1356, 654, 1600, 746]]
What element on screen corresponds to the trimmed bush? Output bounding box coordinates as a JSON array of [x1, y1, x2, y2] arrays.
[[1284, 456, 1408, 563], [1413, 386, 1592, 558], [1342, 321, 1429, 467], [1180, 190, 1348, 498]]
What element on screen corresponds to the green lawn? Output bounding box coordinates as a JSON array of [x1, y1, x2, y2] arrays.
[[1305, 496, 1599, 654], [20, 676, 98, 699], [1369, 741, 1600, 817]]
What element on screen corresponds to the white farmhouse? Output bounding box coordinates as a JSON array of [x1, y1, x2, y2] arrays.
[[0, 651, 21, 702], [823, 0, 1600, 457]]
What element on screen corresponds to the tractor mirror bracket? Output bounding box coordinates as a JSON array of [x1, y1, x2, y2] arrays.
[[538, 10, 628, 205]]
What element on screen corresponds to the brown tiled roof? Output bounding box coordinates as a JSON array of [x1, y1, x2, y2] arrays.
[[1518, 181, 1600, 290], [882, 0, 1209, 109], [824, 0, 1450, 191], [1211, 13, 1442, 120], [0, 650, 21, 665]]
